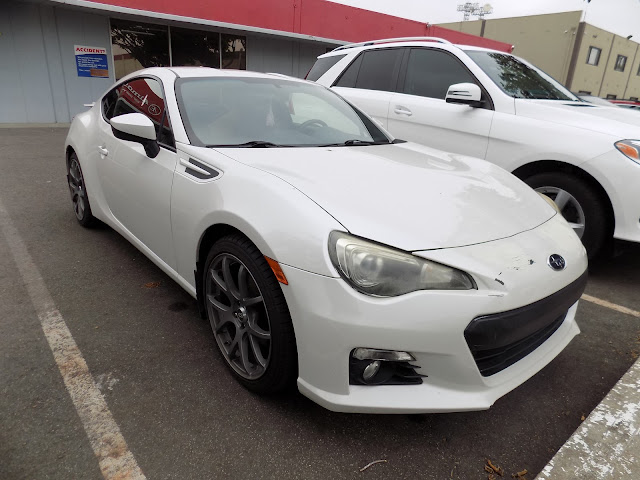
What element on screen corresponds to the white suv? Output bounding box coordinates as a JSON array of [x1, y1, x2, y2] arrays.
[[309, 37, 640, 258]]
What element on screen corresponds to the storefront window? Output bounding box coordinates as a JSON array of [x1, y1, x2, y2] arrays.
[[221, 35, 247, 70], [171, 27, 221, 68], [110, 19, 246, 79], [111, 19, 170, 80]]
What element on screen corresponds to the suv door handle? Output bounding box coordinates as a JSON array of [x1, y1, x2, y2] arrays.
[[393, 106, 413, 116], [97, 146, 109, 156]]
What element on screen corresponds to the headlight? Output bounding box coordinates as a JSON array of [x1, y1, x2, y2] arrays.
[[328, 231, 476, 297], [615, 140, 640, 164]]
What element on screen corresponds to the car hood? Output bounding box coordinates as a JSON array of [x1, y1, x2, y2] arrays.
[[215, 142, 556, 251], [515, 99, 640, 138]]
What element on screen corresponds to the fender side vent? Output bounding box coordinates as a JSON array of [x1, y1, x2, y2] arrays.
[[185, 158, 220, 180]]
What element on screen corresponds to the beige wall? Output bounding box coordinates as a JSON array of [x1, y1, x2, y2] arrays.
[[441, 11, 582, 84], [600, 33, 639, 98], [624, 52, 640, 99], [437, 20, 483, 37], [570, 25, 615, 95]]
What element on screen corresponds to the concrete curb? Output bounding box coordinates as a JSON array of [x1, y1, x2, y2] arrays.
[[536, 356, 640, 479]]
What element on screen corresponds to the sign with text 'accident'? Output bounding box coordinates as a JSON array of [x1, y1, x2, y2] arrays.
[[75, 45, 109, 78]]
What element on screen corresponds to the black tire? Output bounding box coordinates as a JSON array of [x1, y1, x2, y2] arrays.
[[203, 234, 297, 394], [524, 172, 610, 259], [67, 152, 96, 227]]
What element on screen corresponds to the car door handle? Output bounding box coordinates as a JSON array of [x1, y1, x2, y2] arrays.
[[393, 106, 413, 116], [97, 146, 109, 156]]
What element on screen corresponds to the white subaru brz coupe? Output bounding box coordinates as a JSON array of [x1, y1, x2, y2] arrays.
[[64, 67, 587, 413]]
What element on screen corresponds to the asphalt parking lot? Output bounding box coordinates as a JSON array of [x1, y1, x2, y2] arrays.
[[2, 127, 640, 480]]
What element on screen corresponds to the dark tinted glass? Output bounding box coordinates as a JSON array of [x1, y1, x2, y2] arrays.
[[106, 77, 174, 147], [171, 27, 220, 68], [334, 54, 363, 87], [466, 50, 577, 101], [354, 49, 402, 91], [306, 54, 346, 81], [404, 49, 475, 99], [221, 35, 246, 69], [110, 19, 169, 80]]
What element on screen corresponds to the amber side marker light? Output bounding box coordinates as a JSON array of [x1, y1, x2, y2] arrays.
[[265, 256, 288, 285]]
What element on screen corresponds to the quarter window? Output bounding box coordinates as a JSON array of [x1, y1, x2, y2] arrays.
[[403, 49, 475, 100], [586, 46, 601, 66], [615, 55, 627, 72], [306, 54, 346, 81], [102, 77, 175, 148]]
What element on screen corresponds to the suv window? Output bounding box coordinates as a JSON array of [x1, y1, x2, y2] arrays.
[[306, 54, 346, 81], [403, 49, 475, 100], [335, 49, 402, 91], [102, 77, 175, 147]]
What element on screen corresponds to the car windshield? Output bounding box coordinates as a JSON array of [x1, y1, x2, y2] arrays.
[[465, 50, 579, 101], [176, 76, 389, 147]]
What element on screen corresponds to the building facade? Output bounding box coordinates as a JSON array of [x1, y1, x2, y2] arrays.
[[440, 11, 640, 100], [1, 0, 510, 124]]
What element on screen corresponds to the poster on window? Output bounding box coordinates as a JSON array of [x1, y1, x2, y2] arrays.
[[75, 45, 109, 78]]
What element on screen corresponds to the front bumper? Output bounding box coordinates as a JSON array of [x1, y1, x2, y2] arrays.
[[281, 215, 587, 413], [582, 149, 640, 243]]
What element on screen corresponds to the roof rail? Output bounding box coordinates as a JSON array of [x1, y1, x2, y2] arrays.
[[332, 37, 453, 52]]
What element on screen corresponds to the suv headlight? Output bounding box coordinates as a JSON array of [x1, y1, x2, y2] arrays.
[[615, 140, 640, 164], [328, 231, 476, 297]]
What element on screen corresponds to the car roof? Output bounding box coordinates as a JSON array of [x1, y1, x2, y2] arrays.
[[319, 40, 503, 58], [118, 66, 306, 83]]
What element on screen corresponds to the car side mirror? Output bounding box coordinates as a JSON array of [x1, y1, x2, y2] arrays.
[[445, 83, 484, 108], [110, 113, 160, 158]]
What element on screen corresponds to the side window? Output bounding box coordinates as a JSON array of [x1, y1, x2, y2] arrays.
[[306, 54, 346, 81], [335, 49, 402, 92], [102, 77, 175, 148], [403, 49, 475, 100]]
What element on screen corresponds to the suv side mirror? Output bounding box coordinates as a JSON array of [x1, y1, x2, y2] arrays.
[[445, 83, 484, 108], [110, 113, 160, 158]]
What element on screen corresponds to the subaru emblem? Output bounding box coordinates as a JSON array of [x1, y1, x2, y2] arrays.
[[548, 254, 566, 271]]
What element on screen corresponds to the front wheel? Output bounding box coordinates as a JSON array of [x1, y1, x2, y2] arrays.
[[203, 234, 297, 394], [67, 152, 96, 227], [524, 172, 610, 259]]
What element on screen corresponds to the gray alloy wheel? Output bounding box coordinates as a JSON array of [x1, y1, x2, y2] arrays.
[[535, 186, 586, 239], [68, 158, 87, 220], [205, 253, 272, 380], [67, 153, 95, 227]]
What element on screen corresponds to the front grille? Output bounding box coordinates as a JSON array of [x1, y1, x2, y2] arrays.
[[465, 271, 588, 377]]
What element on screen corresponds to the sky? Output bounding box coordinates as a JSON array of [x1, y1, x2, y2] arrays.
[[327, 0, 640, 41]]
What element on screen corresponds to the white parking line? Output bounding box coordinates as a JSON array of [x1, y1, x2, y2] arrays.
[[0, 199, 146, 480], [581, 294, 640, 319]]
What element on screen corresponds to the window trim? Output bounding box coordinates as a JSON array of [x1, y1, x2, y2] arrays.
[[614, 54, 628, 72], [398, 47, 494, 110], [101, 74, 176, 152], [586, 46, 601, 66]]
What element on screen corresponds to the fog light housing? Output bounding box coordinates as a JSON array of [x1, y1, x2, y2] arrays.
[[349, 348, 426, 385]]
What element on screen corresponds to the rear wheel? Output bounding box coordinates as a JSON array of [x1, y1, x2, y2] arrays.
[[67, 152, 96, 227], [203, 234, 297, 393], [525, 172, 610, 259]]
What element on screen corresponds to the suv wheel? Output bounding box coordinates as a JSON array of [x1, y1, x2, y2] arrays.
[[525, 172, 610, 259]]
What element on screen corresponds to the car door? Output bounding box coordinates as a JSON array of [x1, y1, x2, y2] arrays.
[[97, 76, 178, 268], [331, 48, 403, 129], [386, 48, 494, 159]]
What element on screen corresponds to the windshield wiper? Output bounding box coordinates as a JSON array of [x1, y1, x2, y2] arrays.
[[207, 140, 281, 148], [320, 139, 391, 147]]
